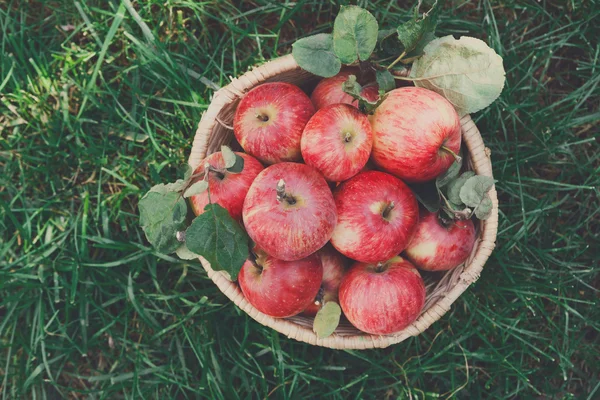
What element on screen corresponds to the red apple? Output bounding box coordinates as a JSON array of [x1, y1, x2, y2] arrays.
[[238, 252, 323, 318], [330, 171, 418, 263], [302, 245, 346, 317], [339, 257, 425, 335], [242, 163, 337, 261], [189, 151, 263, 220], [310, 69, 378, 110], [233, 82, 314, 165], [301, 104, 373, 182], [370, 87, 461, 183], [403, 210, 476, 271]]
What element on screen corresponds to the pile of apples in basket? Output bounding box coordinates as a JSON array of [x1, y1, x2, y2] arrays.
[[139, 3, 505, 338]]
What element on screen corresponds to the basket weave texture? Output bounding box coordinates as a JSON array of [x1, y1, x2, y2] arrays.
[[188, 54, 498, 349]]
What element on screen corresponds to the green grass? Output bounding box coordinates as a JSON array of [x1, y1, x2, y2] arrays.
[[1, 0, 599, 398]]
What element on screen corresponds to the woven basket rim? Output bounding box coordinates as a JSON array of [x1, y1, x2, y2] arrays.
[[188, 54, 498, 349]]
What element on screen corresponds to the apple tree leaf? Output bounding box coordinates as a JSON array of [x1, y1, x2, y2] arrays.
[[459, 175, 495, 208], [436, 158, 462, 188], [183, 180, 208, 198], [221, 145, 237, 168], [313, 301, 342, 339], [410, 181, 440, 213], [410, 35, 506, 115], [333, 6, 379, 64], [474, 194, 493, 220], [376, 69, 395, 93], [139, 187, 188, 254], [397, 0, 443, 54], [292, 33, 342, 78], [176, 242, 201, 260], [185, 204, 249, 281], [226, 154, 245, 174], [447, 171, 475, 206]]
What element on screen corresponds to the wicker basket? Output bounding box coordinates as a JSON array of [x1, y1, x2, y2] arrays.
[[188, 54, 498, 349]]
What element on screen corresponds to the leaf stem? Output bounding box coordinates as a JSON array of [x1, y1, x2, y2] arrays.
[[440, 146, 463, 163], [387, 51, 407, 70]]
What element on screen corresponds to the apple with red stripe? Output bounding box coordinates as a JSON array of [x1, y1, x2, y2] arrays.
[[238, 250, 323, 318], [234, 82, 315, 165], [310, 69, 379, 110], [189, 151, 263, 221], [404, 210, 476, 271], [330, 171, 418, 263], [302, 245, 346, 317], [301, 103, 373, 182], [243, 162, 337, 261], [339, 257, 425, 335], [370, 87, 461, 183]]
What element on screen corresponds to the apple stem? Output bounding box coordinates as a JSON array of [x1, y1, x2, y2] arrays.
[[440, 146, 462, 163], [276, 179, 296, 205], [176, 231, 186, 242], [343, 131, 352, 143], [382, 201, 395, 219], [375, 262, 385, 273]]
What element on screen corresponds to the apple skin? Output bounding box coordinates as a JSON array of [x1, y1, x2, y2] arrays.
[[403, 210, 476, 271], [330, 171, 418, 263], [238, 252, 323, 318], [339, 257, 425, 335], [310, 69, 378, 110], [189, 151, 264, 221], [233, 82, 315, 165], [370, 87, 461, 183], [301, 104, 373, 182], [242, 162, 337, 261], [302, 245, 347, 317]]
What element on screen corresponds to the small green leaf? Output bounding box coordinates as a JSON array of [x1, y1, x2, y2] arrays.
[[343, 75, 387, 114], [176, 243, 200, 260], [333, 6, 378, 64], [183, 180, 208, 198], [221, 145, 236, 168], [396, 0, 443, 54], [313, 302, 341, 339], [410, 181, 440, 213], [447, 171, 475, 205], [459, 175, 495, 208], [405, 31, 437, 59], [377, 28, 403, 56], [185, 204, 249, 281], [410, 35, 506, 115], [139, 188, 187, 254], [474, 194, 493, 220], [436, 158, 462, 188], [375, 69, 395, 92], [182, 164, 193, 181], [292, 33, 342, 78], [226, 154, 245, 174], [342, 75, 362, 97]]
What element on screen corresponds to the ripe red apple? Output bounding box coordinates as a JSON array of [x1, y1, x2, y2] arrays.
[[189, 151, 263, 221], [310, 69, 378, 110], [301, 104, 373, 182], [238, 252, 323, 318], [233, 82, 315, 165], [370, 87, 461, 183], [339, 257, 425, 335], [302, 245, 346, 317], [330, 171, 418, 263], [243, 162, 337, 261], [403, 210, 476, 271]]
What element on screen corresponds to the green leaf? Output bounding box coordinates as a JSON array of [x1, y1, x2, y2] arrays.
[[176, 242, 200, 260], [447, 171, 475, 205], [342, 75, 386, 114], [313, 302, 341, 339], [459, 175, 495, 208], [396, 0, 443, 54], [410, 181, 440, 213], [377, 28, 402, 56], [342, 75, 362, 97], [410, 35, 506, 115], [185, 204, 249, 281], [405, 31, 437, 59], [226, 154, 245, 174], [333, 6, 378, 64], [221, 145, 236, 168], [375, 69, 395, 92], [183, 180, 208, 198], [292, 33, 342, 78], [474, 194, 493, 220], [436, 158, 462, 188], [182, 164, 193, 181], [139, 188, 187, 254]]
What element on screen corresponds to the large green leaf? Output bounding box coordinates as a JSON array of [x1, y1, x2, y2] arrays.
[[139, 187, 187, 254], [292, 33, 342, 78], [333, 6, 378, 64]]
